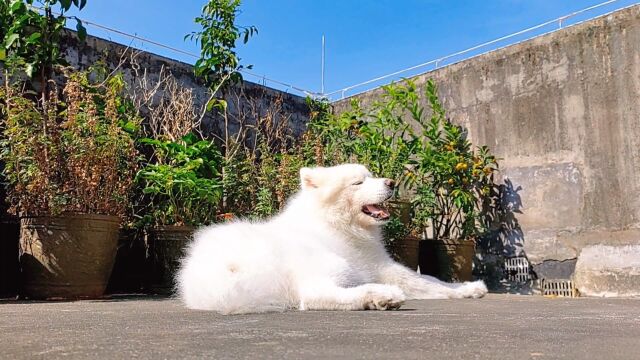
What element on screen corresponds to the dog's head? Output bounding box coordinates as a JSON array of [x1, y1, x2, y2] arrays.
[[299, 164, 395, 227]]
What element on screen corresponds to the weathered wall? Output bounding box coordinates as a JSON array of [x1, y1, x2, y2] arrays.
[[60, 32, 311, 136], [335, 5, 640, 274]]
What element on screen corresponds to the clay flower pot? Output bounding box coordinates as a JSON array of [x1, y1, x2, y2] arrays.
[[419, 238, 475, 282], [389, 235, 421, 271], [148, 225, 195, 295], [386, 200, 420, 270], [19, 214, 119, 299]]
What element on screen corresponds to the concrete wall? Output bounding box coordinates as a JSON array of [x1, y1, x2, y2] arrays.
[[335, 5, 640, 275], [60, 32, 311, 136]]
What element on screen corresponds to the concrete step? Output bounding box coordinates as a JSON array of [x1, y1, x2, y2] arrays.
[[573, 245, 640, 297]]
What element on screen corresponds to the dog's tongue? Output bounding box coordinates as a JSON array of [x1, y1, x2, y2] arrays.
[[363, 204, 390, 219]]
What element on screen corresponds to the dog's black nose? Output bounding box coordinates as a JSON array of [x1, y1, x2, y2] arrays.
[[384, 179, 396, 188]]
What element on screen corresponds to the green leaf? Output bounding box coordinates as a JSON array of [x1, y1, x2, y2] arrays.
[[139, 138, 162, 146], [10, 1, 24, 12], [26, 32, 42, 44], [25, 63, 35, 78], [76, 19, 87, 41], [72, 0, 87, 9], [5, 33, 20, 48], [206, 98, 227, 112], [181, 133, 199, 145], [60, 0, 72, 11], [0, 49, 5, 61], [119, 120, 138, 134]]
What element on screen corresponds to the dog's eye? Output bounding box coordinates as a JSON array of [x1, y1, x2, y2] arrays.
[[352, 181, 364, 186]]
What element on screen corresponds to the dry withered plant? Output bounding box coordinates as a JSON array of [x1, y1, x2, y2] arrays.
[[128, 53, 199, 141], [0, 68, 140, 218]]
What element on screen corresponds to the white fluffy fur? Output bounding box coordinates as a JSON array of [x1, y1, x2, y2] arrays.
[[177, 164, 488, 314]]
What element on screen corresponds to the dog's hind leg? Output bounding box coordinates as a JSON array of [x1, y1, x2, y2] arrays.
[[297, 281, 406, 311], [378, 263, 488, 299]]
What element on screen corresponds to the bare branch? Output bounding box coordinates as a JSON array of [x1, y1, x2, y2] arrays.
[[128, 53, 198, 141]]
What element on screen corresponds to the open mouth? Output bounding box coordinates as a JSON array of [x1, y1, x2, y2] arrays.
[[361, 203, 390, 221]]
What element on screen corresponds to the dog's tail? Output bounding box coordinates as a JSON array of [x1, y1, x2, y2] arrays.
[[176, 262, 295, 314], [175, 223, 299, 314]]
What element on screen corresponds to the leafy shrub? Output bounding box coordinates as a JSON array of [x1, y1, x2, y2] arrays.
[[0, 0, 87, 79], [306, 84, 422, 195], [135, 133, 223, 227], [188, 0, 257, 91], [305, 79, 500, 243], [249, 141, 308, 219], [408, 80, 499, 240], [220, 94, 312, 220]]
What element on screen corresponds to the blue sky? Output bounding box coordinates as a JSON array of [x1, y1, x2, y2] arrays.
[[66, 1, 638, 98]]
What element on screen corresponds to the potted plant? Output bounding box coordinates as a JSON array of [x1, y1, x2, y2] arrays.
[[323, 83, 423, 268], [136, 133, 223, 294], [0, 69, 140, 299], [133, 0, 260, 293], [409, 80, 499, 282], [306, 80, 500, 275]]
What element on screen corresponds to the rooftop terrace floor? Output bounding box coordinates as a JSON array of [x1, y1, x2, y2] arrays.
[[1, 294, 639, 359]]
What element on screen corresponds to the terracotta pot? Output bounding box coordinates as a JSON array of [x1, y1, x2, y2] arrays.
[[19, 214, 119, 299], [0, 217, 20, 297], [148, 226, 194, 295], [385, 200, 420, 269], [388, 236, 421, 271], [419, 238, 475, 282]]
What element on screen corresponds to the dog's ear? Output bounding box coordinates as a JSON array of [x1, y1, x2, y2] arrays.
[[300, 167, 320, 190]]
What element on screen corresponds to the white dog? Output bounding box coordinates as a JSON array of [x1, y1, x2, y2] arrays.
[[176, 164, 488, 314]]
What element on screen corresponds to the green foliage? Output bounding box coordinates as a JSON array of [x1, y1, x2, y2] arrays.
[[352, 83, 422, 183], [383, 215, 410, 246], [220, 107, 311, 220], [253, 187, 275, 219], [304, 97, 349, 165], [185, 0, 260, 217], [0, 0, 87, 79], [219, 144, 253, 216], [0, 68, 140, 217], [155, 88, 311, 222], [187, 0, 257, 93], [306, 79, 500, 243], [249, 141, 307, 219], [305, 85, 423, 242], [135, 133, 224, 227], [408, 80, 499, 241], [306, 83, 422, 193]]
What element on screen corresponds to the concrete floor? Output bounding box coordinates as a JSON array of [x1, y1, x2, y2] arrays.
[[1, 294, 639, 359]]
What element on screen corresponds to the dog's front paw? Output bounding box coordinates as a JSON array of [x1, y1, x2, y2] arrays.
[[361, 284, 406, 310], [461, 280, 488, 299]]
